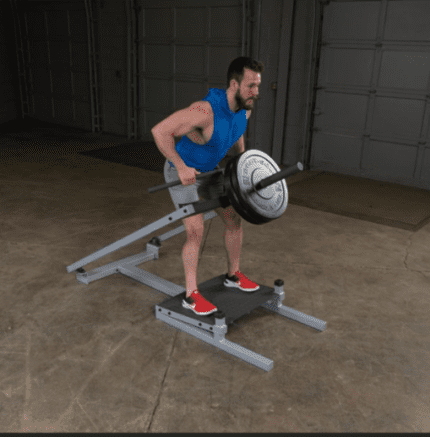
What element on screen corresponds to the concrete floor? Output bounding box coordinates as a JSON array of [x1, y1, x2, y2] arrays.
[[0, 129, 429, 432]]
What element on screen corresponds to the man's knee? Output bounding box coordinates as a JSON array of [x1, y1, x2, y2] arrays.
[[229, 216, 242, 231], [221, 207, 242, 230], [183, 215, 205, 240]]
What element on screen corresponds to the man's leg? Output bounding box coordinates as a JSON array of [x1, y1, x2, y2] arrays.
[[182, 211, 205, 297], [215, 206, 243, 276], [164, 157, 205, 297], [225, 222, 243, 276]]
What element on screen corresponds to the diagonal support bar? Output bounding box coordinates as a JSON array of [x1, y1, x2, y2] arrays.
[[66, 198, 223, 273]]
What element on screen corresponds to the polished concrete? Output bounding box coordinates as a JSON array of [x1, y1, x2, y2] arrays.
[[0, 129, 429, 432]]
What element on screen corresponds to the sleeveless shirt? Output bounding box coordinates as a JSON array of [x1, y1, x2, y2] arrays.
[[168, 88, 247, 172]]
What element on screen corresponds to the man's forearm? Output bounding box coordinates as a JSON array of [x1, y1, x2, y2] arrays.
[[236, 142, 245, 154], [231, 139, 245, 156], [220, 138, 246, 168], [226, 143, 243, 159], [235, 134, 246, 154]]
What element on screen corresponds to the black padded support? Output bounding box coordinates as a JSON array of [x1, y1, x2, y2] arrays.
[[156, 274, 276, 326], [178, 196, 230, 214]]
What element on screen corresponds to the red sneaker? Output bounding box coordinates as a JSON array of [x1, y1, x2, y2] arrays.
[[224, 271, 260, 292], [182, 290, 218, 316]]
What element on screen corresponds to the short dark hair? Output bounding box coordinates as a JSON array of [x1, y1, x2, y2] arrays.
[[226, 57, 264, 88]]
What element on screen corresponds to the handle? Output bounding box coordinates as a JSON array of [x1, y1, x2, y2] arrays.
[[148, 168, 224, 194], [253, 162, 303, 191]]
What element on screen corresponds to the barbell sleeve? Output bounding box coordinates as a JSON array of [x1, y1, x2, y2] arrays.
[[254, 162, 304, 192], [147, 168, 225, 194]]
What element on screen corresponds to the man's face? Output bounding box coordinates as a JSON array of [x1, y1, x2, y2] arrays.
[[235, 68, 261, 111]]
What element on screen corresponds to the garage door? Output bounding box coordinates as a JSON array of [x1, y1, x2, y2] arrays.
[[310, 0, 430, 190]]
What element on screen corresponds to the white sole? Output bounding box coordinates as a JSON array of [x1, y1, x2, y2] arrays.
[[223, 281, 260, 292], [182, 301, 217, 316]]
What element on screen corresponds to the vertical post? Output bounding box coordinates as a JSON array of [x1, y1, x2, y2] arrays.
[[266, 279, 285, 309], [213, 313, 227, 342], [125, 0, 131, 139], [273, 279, 285, 307], [84, 0, 95, 133]]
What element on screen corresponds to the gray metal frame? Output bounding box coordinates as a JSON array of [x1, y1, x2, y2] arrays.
[[66, 201, 326, 372]]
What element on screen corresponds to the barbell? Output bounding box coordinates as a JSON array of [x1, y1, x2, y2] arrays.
[[148, 150, 303, 225]]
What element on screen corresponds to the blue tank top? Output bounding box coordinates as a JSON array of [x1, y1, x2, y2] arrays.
[[168, 88, 247, 172]]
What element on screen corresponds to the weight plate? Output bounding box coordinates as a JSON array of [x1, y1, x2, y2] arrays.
[[235, 150, 288, 222], [227, 154, 263, 225], [223, 155, 257, 224]]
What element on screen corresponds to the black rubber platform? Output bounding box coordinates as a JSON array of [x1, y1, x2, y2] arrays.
[[157, 274, 276, 326]]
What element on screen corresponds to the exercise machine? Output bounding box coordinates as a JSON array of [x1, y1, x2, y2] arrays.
[[66, 150, 327, 371]]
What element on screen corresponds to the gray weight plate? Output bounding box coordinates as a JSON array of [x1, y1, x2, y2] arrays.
[[236, 150, 288, 221]]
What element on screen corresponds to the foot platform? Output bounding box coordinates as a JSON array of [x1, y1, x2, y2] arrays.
[[155, 275, 326, 372], [157, 274, 276, 326]]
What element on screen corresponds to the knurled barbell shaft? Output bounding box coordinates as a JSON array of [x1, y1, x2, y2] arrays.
[[254, 162, 303, 192], [147, 168, 224, 194], [147, 160, 303, 194]]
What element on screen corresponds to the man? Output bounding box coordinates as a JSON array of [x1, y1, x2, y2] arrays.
[[151, 57, 264, 316]]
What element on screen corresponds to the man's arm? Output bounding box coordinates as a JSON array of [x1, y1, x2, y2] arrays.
[[222, 110, 250, 165], [235, 134, 245, 154], [220, 134, 245, 167], [223, 134, 245, 164], [234, 110, 250, 154]]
